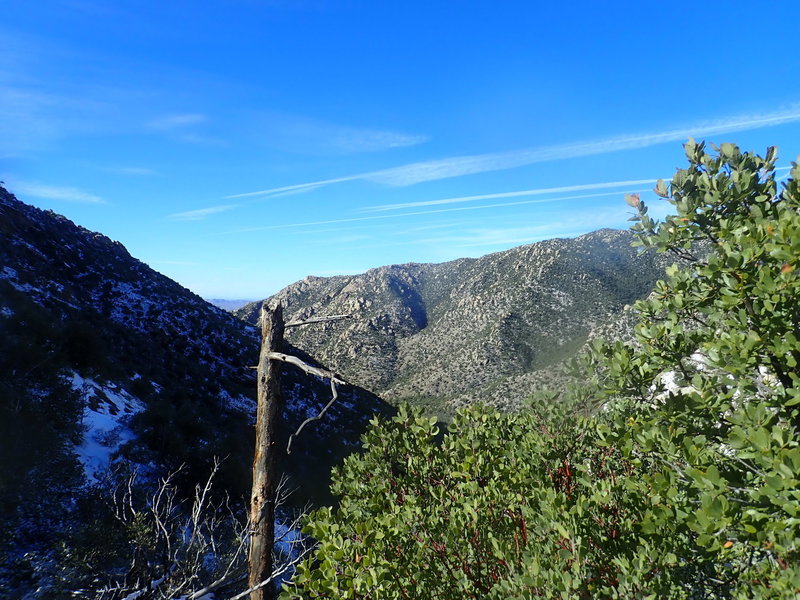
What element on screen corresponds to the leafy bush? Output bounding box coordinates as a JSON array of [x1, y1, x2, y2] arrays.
[[283, 142, 800, 598], [285, 400, 655, 599]]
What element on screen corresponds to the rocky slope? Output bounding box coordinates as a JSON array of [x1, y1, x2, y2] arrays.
[[0, 185, 390, 596], [237, 229, 669, 411], [0, 183, 389, 482], [0, 187, 255, 403]]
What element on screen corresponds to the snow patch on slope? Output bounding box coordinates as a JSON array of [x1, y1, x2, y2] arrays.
[[70, 373, 145, 479], [218, 388, 255, 417]]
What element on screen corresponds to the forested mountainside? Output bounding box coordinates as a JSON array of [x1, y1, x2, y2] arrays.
[[236, 229, 670, 412], [0, 185, 390, 597]]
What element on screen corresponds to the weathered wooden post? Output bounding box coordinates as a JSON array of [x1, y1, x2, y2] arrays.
[[248, 303, 284, 600]]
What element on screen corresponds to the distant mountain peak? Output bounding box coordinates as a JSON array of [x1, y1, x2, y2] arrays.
[[206, 298, 258, 311], [235, 228, 669, 412]]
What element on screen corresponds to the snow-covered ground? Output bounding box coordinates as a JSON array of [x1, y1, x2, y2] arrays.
[[70, 373, 145, 479], [217, 388, 256, 417]]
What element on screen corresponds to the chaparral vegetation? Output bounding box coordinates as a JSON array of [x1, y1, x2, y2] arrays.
[[283, 142, 800, 599]]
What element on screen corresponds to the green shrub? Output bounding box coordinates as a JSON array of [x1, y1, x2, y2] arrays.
[[283, 142, 800, 598]]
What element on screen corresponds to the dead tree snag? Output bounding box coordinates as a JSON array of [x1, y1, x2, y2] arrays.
[[248, 304, 284, 600], [247, 305, 351, 599]]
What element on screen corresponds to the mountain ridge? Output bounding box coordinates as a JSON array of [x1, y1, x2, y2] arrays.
[[236, 227, 669, 411]]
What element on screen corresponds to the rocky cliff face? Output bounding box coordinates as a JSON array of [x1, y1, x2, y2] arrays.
[[236, 229, 669, 411]]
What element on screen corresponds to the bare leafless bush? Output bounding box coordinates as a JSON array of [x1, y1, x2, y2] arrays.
[[70, 459, 310, 600]]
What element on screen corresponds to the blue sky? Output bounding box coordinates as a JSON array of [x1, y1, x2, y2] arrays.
[[3, 0, 800, 299]]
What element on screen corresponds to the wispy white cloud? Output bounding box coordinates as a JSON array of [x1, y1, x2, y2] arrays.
[[147, 113, 208, 131], [410, 208, 631, 252], [145, 113, 226, 145], [416, 225, 586, 249], [225, 175, 360, 199], [0, 29, 226, 155], [309, 233, 372, 245], [291, 224, 371, 235], [396, 221, 464, 235], [7, 179, 104, 203], [362, 178, 660, 212], [255, 186, 327, 200], [106, 166, 156, 176], [253, 111, 429, 155], [364, 107, 800, 187], [167, 204, 240, 221], [228, 105, 800, 198], [332, 130, 428, 153], [221, 188, 651, 234], [0, 84, 113, 155]]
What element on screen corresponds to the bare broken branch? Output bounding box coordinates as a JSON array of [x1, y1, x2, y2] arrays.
[[284, 314, 352, 328], [263, 350, 347, 454], [225, 542, 314, 600], [287, 378, 339, 455], [265, 352, 345, 386]]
